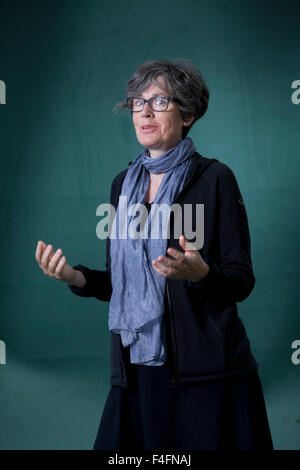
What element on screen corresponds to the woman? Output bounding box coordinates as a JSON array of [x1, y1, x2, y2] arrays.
[[35, 59, 274, 450]]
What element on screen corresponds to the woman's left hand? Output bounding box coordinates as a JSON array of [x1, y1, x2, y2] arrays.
[[152, 235, 210, 282]]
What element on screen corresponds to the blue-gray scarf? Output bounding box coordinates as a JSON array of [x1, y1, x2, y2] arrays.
[[108, 137, 197, 365]]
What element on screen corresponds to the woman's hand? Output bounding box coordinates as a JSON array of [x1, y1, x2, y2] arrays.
[[152, 235, 210, 282], [35, 240, 84, 286]]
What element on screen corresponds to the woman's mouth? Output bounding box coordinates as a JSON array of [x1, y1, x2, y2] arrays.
[[141, 125, 158, 133]]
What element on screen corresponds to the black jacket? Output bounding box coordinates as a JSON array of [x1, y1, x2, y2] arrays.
[[68, 151, 259, 388]]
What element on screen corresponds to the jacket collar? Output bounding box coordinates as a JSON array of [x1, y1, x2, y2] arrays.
[[125, 151, 218, 206], [128, 151, 217, 181]]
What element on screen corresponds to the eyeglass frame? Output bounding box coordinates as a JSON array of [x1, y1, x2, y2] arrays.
[[127, 95, 181, 112]]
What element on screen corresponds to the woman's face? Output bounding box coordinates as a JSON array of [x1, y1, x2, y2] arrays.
[[132, 76, 194, 158]]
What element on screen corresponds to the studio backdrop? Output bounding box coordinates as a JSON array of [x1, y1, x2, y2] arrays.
[[0, 0, 299, 450]]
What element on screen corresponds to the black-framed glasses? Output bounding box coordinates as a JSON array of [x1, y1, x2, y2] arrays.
[[127, 96, 180, 112]]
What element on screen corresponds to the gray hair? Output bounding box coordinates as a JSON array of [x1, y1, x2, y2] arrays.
[[114, 58, 209, 139]]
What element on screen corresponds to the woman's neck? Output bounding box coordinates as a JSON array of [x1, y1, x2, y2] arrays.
[[147, 138, 182, 158]]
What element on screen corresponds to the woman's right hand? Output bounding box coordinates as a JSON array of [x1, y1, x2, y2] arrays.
[[35, 240, 79, 285]]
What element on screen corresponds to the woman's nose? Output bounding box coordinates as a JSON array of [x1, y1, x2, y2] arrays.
[[141, 101, 154, 117]]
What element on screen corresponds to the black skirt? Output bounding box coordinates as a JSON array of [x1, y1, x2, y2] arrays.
[[93, 343, 274, 450]]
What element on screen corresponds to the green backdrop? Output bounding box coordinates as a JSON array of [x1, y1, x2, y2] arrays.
[[0, 0, 299, 450]]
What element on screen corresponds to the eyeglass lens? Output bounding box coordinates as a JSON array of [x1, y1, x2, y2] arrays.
[[129, 96, 168, 111]]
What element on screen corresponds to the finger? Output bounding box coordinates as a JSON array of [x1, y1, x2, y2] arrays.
[[41, 244, 54, 268], [153, 262, 183, 279], [35, 241, 43, 264], [180, 234, 195, 251], [36, 240, 47, 264], [155, 255, 183, 270], [152, 262, 169, 277], [179, 234, 186, 250], [166, 247, 185, 262], [152, 259, 179, 276], [179, 235, 200, 253], [55, 255, 66, 276], [48, 248, 63, 273], [40, 241, 46, 250]]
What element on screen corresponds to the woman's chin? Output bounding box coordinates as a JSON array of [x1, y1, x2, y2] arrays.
[[137, 135, 160, 148]]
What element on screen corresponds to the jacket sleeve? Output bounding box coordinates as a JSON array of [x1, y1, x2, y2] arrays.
[[186, 164, 255, 304], [67, 236, 112, 301], [67, 266, 112, 303]]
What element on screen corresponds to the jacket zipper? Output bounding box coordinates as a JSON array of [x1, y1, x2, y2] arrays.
[[166, 280, 179, 389], [164, 155, 199, 390], [119, 339, 127, 388]]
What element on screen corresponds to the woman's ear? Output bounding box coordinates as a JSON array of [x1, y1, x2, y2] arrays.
[[182, 115, 195, 127]]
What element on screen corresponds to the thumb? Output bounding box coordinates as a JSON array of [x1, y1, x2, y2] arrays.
[[179, 235, 198, 255]]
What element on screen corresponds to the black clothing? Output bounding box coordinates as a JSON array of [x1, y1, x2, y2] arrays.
[[68, 152, 259, 389], [68, 153, 274, 450], [92, 334, 273, 450]]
